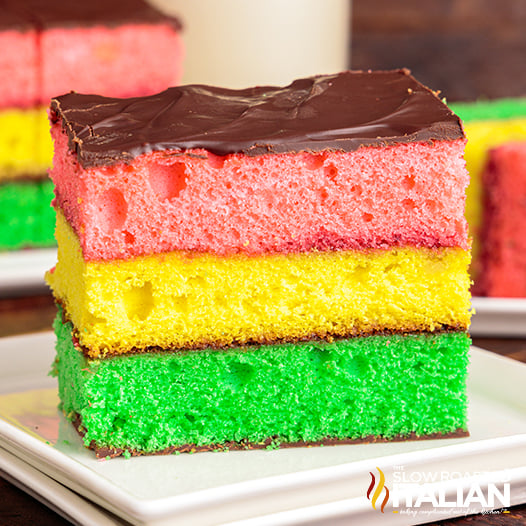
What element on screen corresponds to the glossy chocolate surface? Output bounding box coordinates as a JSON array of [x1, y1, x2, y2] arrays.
[[0, 1, 32, 31], [0, 0, 181, 30], [51, 69, 464, 168]]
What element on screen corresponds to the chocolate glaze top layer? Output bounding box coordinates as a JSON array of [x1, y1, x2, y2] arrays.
[[1, 0, 181, 30], [0, 0, 32, 30], [50, 69, 464, 168]]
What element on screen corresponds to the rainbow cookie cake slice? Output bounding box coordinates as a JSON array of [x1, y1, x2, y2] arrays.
[[46, 70, 472, 457]]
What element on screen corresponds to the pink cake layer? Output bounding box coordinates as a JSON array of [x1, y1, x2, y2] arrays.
[[51, 124, 469, 261], [40, 24, 184, 103], [476, 142, 526, 297], [0, 29, 38, 107], [0, 22, 183, 109]]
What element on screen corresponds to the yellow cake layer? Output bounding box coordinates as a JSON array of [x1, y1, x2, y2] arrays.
[[463, 117, 526, 267], [47, 210, 472, 357], [0, 106, 53, 180]]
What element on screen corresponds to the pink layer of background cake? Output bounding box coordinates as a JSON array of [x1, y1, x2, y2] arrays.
[[0, 26, 38, 107], [475, 142, 526, 297], [51, 123, 469, 261], [40, 23, 183, 102]]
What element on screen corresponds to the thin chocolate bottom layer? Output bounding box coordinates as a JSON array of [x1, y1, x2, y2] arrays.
[[0, 173, 49, 184], [72, 415, 469, 459]]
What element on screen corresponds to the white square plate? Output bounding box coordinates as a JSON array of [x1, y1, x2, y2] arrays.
[[0, 332, 525, 525]]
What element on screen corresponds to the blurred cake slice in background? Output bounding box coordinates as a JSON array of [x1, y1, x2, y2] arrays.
[[450, 98, 526, 295]]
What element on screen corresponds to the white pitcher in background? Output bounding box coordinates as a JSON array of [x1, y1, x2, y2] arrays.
[[152, 0, 351, 88]]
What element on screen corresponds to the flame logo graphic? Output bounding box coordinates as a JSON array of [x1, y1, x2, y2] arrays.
[[367, 467, 390, 513]]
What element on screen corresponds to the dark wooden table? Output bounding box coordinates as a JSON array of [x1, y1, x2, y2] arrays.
[[0, 293, 525, 525]]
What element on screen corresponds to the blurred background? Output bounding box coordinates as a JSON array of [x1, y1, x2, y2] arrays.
[[154, 0, 351, 88], [155, 0, 526, 101], [351, 0, 526, 102]]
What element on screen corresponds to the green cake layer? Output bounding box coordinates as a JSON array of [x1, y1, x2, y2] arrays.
[[0, 179, 55, 250], [53, 312, 470, 456]]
